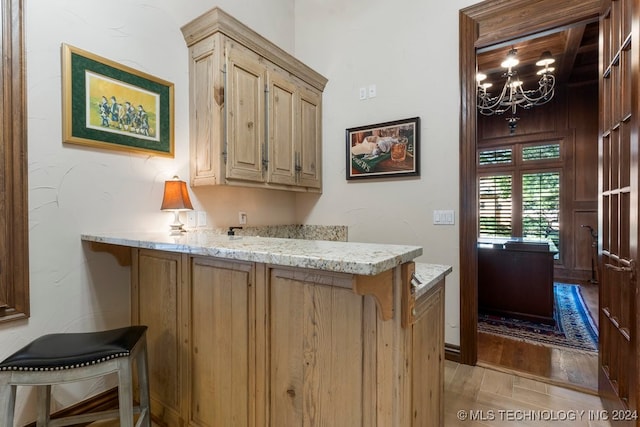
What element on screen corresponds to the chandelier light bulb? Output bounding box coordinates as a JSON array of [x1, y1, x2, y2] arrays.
[[537, 67, 555, 75], [500, 49, 519, 69], [536, 50, 555, 67]]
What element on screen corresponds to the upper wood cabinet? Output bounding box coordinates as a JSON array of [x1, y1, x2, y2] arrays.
[[181, 8, 327, 192]]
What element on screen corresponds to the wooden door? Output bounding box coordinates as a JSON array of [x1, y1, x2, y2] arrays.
[[226, 42, 266, 183], [598, 0, 638, 418], [459, 0, 603, 366]]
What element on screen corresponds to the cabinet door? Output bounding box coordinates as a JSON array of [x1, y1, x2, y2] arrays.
[[297, 83, 322, 189], [268, 71, 323, 190], [226, 43, 266, 183], [132, 249, 188, 426], [268, 68, 297, 186], [188, 35, 225, 186], [189, 257, 255, 427]]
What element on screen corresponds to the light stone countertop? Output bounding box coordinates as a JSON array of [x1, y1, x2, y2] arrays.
[[82, 231, 423, 276], [413, 263, 453, 299]]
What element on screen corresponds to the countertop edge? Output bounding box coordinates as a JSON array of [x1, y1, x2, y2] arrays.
[[82, 233, 423, 276], [414, 263, 453, 299]]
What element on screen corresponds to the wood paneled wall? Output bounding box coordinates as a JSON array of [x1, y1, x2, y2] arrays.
[[478, 82, 599, 283]]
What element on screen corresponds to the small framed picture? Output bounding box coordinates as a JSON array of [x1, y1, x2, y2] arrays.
[[62, 43, 174, 157], [346, 117, 420, 180]]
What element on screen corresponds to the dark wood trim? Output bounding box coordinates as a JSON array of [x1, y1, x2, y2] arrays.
[[445, 343, 461, 363], [458, 0, 600, 366], [458, 9, 479, 366], [0, 0, 29, 323]]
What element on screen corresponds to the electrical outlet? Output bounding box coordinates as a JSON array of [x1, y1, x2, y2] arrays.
[[239, 211, 247, 225], [197, 211, 207, 227], [187, 211, 197, 228]]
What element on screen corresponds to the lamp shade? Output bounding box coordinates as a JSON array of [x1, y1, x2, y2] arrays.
[[161, 176, 194, 211]]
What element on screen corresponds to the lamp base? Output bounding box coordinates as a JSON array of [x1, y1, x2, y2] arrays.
[[168, 211, 187, 235]]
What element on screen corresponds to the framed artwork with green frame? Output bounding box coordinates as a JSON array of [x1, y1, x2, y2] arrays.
[[62, 43, 174, 157]]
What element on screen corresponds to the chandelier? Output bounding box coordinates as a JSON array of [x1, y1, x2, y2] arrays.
[[477, 48, 556, 134]]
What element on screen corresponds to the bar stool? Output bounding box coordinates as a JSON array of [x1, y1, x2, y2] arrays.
[[0, 325, 150, 427]]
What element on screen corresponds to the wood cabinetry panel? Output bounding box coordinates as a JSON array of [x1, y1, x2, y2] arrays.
[[298, 85, 322, 189], [190, 257, 255, 427], [182, 8, 326, 192], [269, 268, 364, 426], [132, 249, 186, 425], [190, 35, 223, 186], [226, 44, 265, 182], [269, 70, 297, 185], [412, 284, 444, 426], [128, 249, 445, 426]]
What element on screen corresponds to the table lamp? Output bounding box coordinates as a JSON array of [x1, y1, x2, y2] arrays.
[[161, 176, 194, 234]]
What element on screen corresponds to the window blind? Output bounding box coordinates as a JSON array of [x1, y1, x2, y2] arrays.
[[479, 175, 513, 237]]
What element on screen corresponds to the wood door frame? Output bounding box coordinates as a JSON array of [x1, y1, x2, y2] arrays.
[[0, 0, 29, 323], [458, 0, 601, 365]]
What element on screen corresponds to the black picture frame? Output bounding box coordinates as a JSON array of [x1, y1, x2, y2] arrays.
[[62, 43, 175, 157], [346, 117, 420, 180]]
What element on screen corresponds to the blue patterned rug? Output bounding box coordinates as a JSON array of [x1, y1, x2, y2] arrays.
[[478, 283, 598, 353]]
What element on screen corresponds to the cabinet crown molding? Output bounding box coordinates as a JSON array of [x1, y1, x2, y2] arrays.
[[181, 7, 327, 92]]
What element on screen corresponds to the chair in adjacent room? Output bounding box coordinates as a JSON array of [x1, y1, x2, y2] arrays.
[[0, 325, 150, 427]]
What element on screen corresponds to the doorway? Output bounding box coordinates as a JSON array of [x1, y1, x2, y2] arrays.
[[458, 0, 601, 374]]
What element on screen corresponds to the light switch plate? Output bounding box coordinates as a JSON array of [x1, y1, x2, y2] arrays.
[[197, 211, 207, 227], [368, 84, 377, 98], [187, 211, 197, 228], [433, 210, 455, 225]]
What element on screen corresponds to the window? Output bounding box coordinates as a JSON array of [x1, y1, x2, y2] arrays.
[[0, 0, 30, 322], [522, 171, 560, 246], [479, 174, 512, 237], [478, 142, 562, 253]]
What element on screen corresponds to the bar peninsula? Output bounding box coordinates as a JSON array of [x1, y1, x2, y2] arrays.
[[82, 231, 450, 427]]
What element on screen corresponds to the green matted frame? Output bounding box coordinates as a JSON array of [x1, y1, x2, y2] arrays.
[[62, 43, 174, 157]]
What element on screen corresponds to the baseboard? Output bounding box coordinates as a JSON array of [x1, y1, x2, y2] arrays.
[[445, 343, 461, 363], [23, 387, 118, 427]]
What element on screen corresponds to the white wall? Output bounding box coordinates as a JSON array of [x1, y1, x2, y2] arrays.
[[7, 0, 296, 424], [294, 0, 478, 347], [3, 0, 479, 423]]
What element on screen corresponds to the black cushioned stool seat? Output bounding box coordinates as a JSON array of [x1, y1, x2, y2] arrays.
[[0, 326, 150, 427]]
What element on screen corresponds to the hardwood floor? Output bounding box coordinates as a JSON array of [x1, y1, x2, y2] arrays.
[[478, 282, 600, 393], [87, 363, 608, 427], [86, 362, 607, 427], [445, 360, 611, 426]]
